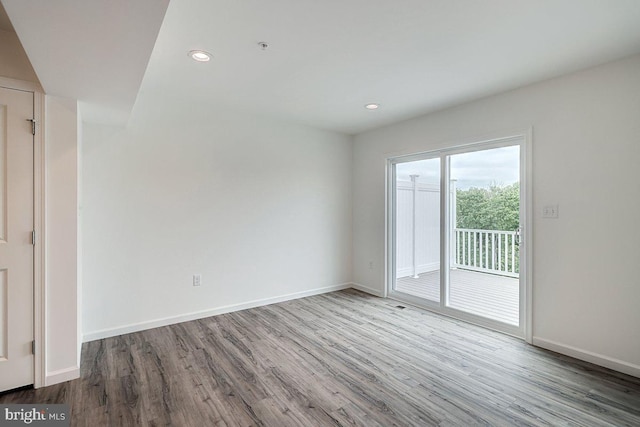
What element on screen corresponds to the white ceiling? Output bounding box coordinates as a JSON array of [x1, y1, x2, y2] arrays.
[[1, 0, 169, 124], [5, 0, 640, 134]]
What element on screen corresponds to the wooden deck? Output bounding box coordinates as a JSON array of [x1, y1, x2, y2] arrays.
[[395, 269, 519, 325]]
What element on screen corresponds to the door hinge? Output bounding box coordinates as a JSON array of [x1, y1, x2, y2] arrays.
[[32, 230, 36, 245], [32, 340, 36, 355], [26, 118, 36, 135]]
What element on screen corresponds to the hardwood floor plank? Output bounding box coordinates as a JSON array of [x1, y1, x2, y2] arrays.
[[2, 289, 639, 426], [252, 397, 309, 427]]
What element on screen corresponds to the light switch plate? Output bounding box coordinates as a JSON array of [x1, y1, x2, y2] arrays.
[[542, 205, 559, 218]]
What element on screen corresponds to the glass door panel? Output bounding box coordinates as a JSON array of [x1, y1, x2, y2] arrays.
[[447, 145, 521, 325], [393, 158, 440, 302]]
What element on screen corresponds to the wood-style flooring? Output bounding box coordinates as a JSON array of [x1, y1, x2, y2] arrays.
[[1, 289, 639, 426]]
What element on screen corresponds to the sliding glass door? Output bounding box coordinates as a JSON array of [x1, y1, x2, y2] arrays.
[[389, 137, 527, 337]]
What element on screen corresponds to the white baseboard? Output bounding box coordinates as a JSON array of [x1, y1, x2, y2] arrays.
[[532, 337, 640, 378], [83, 283, 352, 342], [44, 366, 80, 387], [350, 282, 385, 297]]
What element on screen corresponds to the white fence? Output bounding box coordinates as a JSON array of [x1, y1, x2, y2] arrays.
[[395, 180, 441, 278], [453, 229, 519, 277], [396, 179, 519, 279]]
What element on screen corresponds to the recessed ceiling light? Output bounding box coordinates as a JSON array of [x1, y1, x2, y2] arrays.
[[188, 50, 212, 62], [365, 103, 380, 110]]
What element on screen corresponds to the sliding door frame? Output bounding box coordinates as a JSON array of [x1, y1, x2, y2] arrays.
[[386, 131, 533, 342]]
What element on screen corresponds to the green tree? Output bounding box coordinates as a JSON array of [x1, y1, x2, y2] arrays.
[[456, 182, 519, 231]]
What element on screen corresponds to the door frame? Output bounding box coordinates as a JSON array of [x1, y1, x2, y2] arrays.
[[386, 130, 533, 343], [0, 76, 46, 388]]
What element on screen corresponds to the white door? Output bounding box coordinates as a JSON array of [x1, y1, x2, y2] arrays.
[[0, 86, 34, 392]]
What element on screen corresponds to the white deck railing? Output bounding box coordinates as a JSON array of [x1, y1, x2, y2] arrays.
[[453, 228, 519, 277]]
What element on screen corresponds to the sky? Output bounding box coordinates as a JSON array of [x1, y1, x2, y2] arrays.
[[396, 145, 520, 190]]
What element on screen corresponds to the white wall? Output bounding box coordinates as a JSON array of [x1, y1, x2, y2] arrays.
[[44, 95, 80, 384], [353, 54, 640, 376], [82, 105, 352, 339]]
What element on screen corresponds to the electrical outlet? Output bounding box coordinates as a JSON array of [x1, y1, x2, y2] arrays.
[[542, 205, 559, 218], [193, 274, 202, 286], [368, 261, 374, 270]]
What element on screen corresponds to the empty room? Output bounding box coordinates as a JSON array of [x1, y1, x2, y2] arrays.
[[1, 0, 639, 425]]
